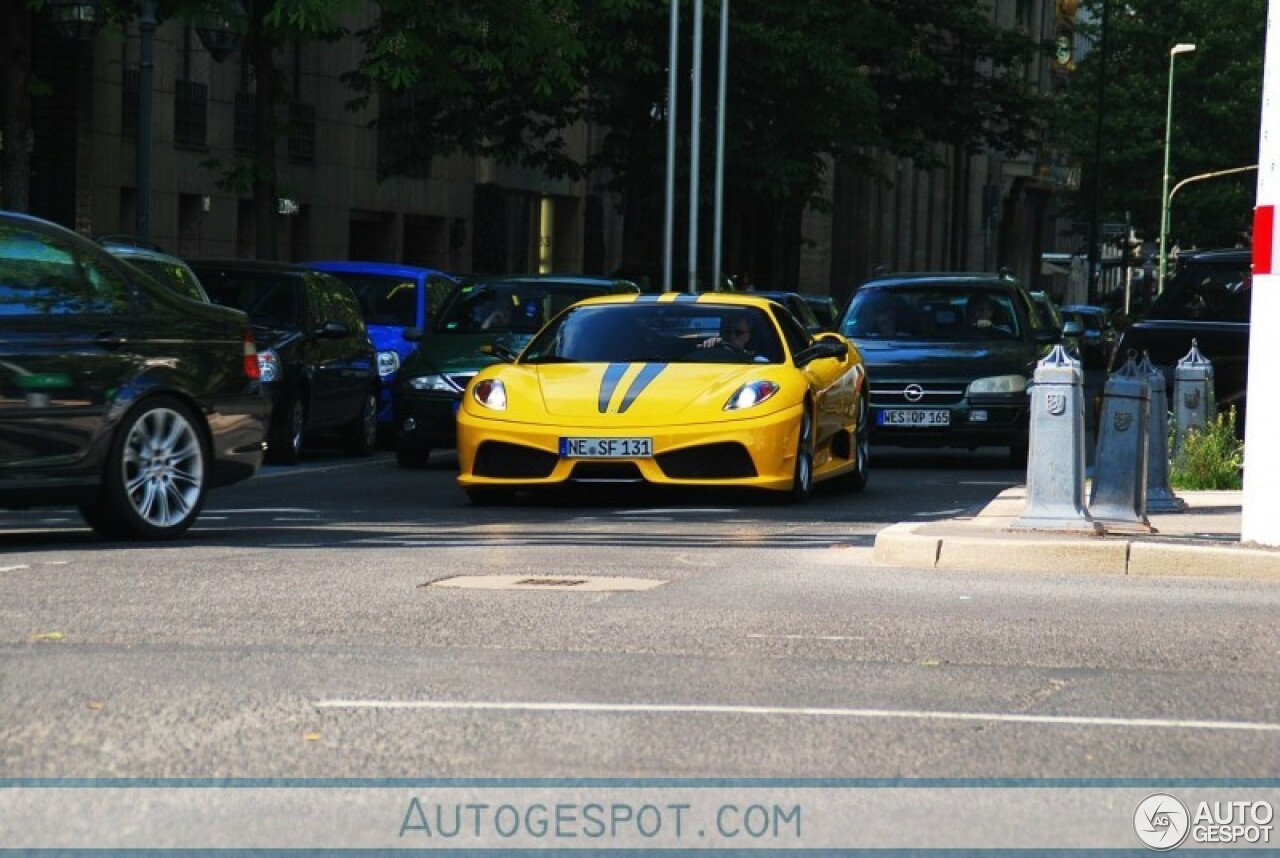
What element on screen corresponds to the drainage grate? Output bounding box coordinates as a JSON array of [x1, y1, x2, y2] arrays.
[[514, 577, 586, 587]]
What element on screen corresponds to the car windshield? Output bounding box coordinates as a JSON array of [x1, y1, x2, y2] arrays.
[[842, 286, 1022, 341], [204, 273, 303, 330], [520, 304, 785, 365], [1149, 258, 1252, 322], [436, 282, 614, 335]]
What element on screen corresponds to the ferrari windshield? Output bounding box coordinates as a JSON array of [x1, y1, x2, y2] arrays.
[[520, 304, 785, 365]]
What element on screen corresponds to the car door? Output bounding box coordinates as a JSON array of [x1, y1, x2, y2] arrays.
[[0, 222, 138, 471], [775, 307, 853, 446]]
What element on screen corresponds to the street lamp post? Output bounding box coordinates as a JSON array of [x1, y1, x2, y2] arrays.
[[1157, 42, 1195, 295]]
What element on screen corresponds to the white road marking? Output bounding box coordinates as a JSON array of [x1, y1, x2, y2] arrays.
[[0, 565, 30, 572], [911, 508, 966, 517], [747, 634, 865, 642], [312, 699, 1280, 733]]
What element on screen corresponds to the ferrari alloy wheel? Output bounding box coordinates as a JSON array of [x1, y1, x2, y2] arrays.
[[84, 396, 207, 540], [788, 407, 815, 504], [847, 389, 870, 492]]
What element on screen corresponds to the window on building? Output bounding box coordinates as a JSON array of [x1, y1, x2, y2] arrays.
[[174, 80, 208, 148], [288, 102, 316, 164], [121, 67, 139, 138], [234, 90, 255, 154]]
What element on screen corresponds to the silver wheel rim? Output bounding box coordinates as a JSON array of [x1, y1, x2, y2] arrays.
[[362, 394, 377, 447], [121, 407, 204, 528], [290, 401, 305, 454], [798, 411, 813, 492], [856, 395, 869, 478]]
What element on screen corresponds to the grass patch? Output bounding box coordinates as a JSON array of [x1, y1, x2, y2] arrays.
[[1170, 407, 1244, 490]]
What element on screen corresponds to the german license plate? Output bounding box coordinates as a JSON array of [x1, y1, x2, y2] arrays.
[[560, 437, 654, 458], [877, 409, 951, 427]]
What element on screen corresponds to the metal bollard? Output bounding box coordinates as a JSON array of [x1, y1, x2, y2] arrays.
[[1013, 345, 1101, 532], [1172, 339, 1215, 457], [1089, 354, 1155, 533], [1137, 351, 1187, 513]]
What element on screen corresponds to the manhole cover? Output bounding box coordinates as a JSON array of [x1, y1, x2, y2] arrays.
[[428, 575, 666, 592]]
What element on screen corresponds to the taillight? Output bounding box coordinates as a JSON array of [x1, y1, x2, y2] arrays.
[[243, 332, 261, 380]]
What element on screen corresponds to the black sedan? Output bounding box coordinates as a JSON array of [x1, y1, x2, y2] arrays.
[[191, 260, 380, 464], [839, 272, 1062, 463], [0, 211, 269, 539]]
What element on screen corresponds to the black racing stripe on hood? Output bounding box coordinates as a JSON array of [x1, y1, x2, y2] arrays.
[[618, 364, 668, 413], [598, 363, 628, 412]]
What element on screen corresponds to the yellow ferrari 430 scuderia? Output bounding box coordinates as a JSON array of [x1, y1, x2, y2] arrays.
[[456, 293, 869, 504]]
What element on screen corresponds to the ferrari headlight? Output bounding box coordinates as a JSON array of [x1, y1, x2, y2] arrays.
[[407, 373, 459, 393], [376, 349, 401, 378], [257, 348, 280, 383], [967, 374, 1028, 396], [724, 380, 780, 411], [472, 378, 507, 411]]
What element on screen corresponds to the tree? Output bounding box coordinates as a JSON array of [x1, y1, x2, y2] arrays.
[[1052, 0, 1264, 249]]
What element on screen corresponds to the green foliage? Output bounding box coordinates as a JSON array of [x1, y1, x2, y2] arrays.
[[1051, 0, 1263, 249], [1170, 407, 1244, 490]]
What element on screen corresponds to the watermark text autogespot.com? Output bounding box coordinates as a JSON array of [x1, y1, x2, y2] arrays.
[[399, 797, 802, 843]]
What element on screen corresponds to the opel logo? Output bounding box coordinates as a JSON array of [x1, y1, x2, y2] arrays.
[[904, 384, 925, 403]]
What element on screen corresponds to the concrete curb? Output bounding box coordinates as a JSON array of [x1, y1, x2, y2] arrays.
[[872, 487, 1280, 579]]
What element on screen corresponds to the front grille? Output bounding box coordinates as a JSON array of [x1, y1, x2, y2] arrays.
[[569, 462, 645, 482], [473, 442, 558, 478], [870, 382, 966, 406], [656, 443, 757, 479]]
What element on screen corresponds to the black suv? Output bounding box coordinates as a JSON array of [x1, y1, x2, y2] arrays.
[[838, 272, 1064, 463], [1110, 248, 1251, 427], [192, 260, 379, 464], [0, 211, 269, 539]]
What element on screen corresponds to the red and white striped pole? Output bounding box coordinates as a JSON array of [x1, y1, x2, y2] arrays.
[[1245, 0, 1280, 545]]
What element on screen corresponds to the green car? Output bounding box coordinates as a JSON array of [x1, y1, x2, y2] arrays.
[[393, 275, 640, 468]]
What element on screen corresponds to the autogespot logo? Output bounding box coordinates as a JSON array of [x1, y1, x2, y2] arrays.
[[1135, 793, 1191, 850]]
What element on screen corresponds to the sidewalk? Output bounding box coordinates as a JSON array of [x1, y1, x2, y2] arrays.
[[873, 488, 1280, 578]]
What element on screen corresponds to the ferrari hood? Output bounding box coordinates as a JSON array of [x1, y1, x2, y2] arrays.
[[533, 362, 783, 421]]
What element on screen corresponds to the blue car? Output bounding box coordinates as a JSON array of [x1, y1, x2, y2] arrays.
[[305, 261, 460, 433]]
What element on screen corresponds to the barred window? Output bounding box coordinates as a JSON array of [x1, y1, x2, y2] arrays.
[[234, 90, 255, 154], [174, 80, 207, 148], [288, 102, 315, 164]]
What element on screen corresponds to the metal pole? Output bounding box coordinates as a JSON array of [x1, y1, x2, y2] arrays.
[[137, 0, 157, 241], [1158, 43, 1195, 295], [663, 0, 679, 293], [712, 0, 728, 292], [1086, 0, 1109, 304], [688, 0, 703, 294]]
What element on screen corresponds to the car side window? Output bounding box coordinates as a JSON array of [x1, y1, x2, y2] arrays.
[[327, 279, 367, 337], [0, 227, 131, 316], [772, 305, 813, 359]]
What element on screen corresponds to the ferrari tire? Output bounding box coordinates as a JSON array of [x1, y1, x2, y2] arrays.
[[85, 396, 208, 540], [787, 407, 815, 504], [846, 390, 870, 493]]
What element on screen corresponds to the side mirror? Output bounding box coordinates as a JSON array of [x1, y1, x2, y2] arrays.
[[795, 337, 848, 367], [313, 320, 348, 340], [403, 327, 424, 343]]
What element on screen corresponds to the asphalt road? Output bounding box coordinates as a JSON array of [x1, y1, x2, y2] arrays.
[[2, 446, 1278, 779]]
